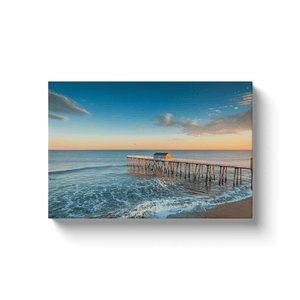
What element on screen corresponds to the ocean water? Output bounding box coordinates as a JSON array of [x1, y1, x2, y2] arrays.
[[48, 150, 252, 218]]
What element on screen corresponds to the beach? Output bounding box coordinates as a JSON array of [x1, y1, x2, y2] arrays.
[[167, 197, 252, 218]]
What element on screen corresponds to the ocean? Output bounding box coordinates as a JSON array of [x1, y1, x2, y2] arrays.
[[48, 150, 253, 218]]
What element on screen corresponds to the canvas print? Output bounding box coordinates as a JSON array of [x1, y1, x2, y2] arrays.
[[48, 82, 253, 219]]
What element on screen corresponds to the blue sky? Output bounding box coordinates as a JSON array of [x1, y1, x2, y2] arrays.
[[48, 82, 252, 150]]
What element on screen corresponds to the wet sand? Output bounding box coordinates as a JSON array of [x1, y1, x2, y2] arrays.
[[167, 197, 252, 218]]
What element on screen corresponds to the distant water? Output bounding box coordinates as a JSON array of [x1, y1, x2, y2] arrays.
[[48, 150, 252, 218]]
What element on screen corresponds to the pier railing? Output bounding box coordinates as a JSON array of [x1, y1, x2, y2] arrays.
[[127, 155, 253, 189]]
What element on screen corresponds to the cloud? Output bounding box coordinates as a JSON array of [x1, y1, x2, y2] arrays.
[[238, 93, 252, 106], [48, 91, 90, 117], [234, 107, 238, 109], [49, 114, 69, 121], [152, 110, 252, 136], [152, 113, 178, 127]]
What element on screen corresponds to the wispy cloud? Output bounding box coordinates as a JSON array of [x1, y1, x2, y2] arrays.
[[238, 93, 252, 106], [49, 114, 69, 121], [48, 91, 90, 120], [152, 110, 252, 136]]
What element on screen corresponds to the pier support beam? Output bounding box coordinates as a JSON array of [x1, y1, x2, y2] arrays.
[[240, 168, 242, 184], [222, 167, 225, 184], [199, 165, 202, 180], [233, 168, 237, 186], [236, 168, 239, 185], [206, 165, 209, 184], [194, 164, 198, 180]]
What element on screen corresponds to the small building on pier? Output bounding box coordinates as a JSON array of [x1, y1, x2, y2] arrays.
[[153, 152, 172, 160]]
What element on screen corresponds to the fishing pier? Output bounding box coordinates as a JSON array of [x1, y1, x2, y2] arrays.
[[127, 155, 253, 189]]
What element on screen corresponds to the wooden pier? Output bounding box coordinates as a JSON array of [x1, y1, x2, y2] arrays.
[[127, 155, 253, 189]]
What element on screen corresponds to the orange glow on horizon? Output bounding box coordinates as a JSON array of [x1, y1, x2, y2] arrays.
[[48, 131, 252, 150]]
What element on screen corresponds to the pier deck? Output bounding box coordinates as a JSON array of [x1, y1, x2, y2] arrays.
[[127, 155, 253, 189]]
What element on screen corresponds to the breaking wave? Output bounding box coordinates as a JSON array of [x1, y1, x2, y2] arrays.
[[48, 173, 252, 219]]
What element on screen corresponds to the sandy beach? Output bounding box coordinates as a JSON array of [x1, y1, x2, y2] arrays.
[[167, 197, 252, 218]]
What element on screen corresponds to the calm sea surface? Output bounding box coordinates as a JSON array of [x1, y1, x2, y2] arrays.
[[48, 150, 252, 218]]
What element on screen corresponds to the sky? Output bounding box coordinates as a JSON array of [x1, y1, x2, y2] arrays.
[[48, 82, 252, 150]]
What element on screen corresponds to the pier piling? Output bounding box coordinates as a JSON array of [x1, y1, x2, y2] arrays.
[[206, 165, 209, 183], [240, 168, 242, 184], [233, 168, 237, 186]]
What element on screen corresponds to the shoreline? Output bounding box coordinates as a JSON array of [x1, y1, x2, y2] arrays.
[[167, 197, 253, 218]]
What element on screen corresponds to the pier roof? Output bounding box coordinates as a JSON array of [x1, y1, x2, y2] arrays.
[[153, 153, 170, 156]]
